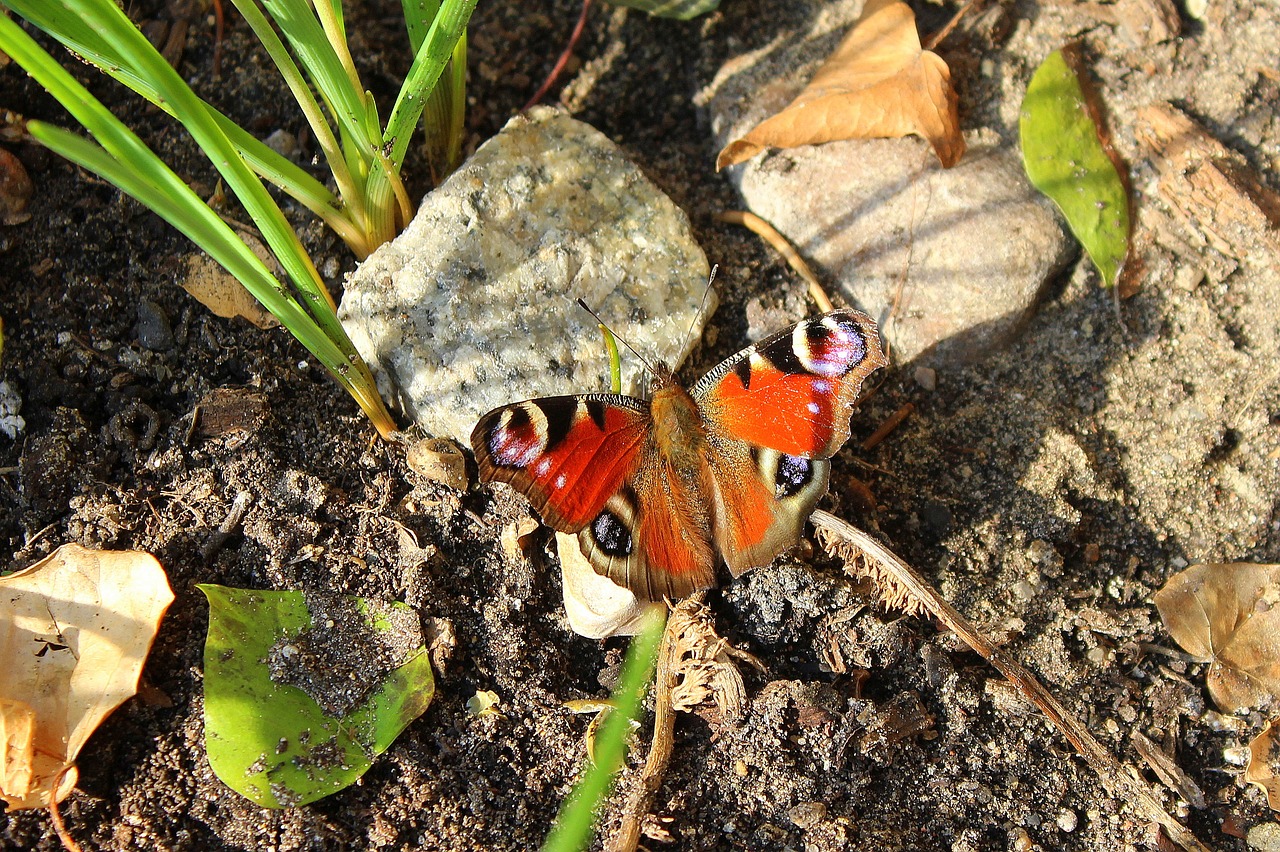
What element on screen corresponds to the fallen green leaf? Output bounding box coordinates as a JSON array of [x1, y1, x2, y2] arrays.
[[1020, 47, 1130, 286], [199, 585, 433, 808]]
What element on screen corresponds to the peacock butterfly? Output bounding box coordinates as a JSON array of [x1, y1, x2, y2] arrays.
[[470, 309, 887, 601]]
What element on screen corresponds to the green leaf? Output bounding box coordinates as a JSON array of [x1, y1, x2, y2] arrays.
[[1020, 47, 1130, 287], [602, 0, 720, 20], [199, 585, 434, 808]]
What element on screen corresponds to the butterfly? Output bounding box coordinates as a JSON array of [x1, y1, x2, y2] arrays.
[[470, 309, 887, 601]]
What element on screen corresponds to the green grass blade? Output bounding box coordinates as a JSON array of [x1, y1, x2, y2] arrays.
[[0, 11, 395, 435], [1019, 48, 1130, 286], [421, 32, 467, 181], [259, 0, 378, 150], [385, 0, 477, 164], [225, 0, 368, 234], [402, 0, 443, 52], [28, 123, 350, 372], [3, 0, 344, 225], [542, 611, 665, 852]]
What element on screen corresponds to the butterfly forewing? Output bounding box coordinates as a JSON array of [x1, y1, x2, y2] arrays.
[[470, 395, 650, 532], [692, 309, 887, 459]]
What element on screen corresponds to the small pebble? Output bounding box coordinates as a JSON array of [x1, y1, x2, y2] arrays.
[[787, 801, 827, 829], [1247, 822, 1280, 852], [264, 129, 300, 158], [913, 365, 937, 391], [136, 299, 175, 351], [1056, 809, 1078, 832]]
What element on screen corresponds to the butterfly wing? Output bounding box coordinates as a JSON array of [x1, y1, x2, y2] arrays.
[[471, 393, 719, 600], [693, 309, 886, 577], [471, 395, 651, 532]]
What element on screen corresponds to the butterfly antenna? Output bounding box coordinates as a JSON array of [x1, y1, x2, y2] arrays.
[[681, 264, 719, 357], [575, 298, 660, 378]]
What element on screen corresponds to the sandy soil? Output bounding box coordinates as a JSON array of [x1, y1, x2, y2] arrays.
[[2, 0, 1279, 849]]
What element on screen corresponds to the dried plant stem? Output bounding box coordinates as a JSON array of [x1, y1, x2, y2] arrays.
[[717, 210, 834, 312], [810, 510, 1212, 852], [47, 768, 84, 852], [523, 0, 593, 111], [606, 598, 691, 852]]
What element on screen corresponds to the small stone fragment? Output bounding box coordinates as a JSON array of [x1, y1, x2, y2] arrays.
[[404, 437, 469, 491], [1248, 822, 1280, 852], [787, 801, 827, 829], [913, 365, 936, 391], [0, 380, 23, 440], [339, 107, 712, 442], [136, 299, 175, 351]]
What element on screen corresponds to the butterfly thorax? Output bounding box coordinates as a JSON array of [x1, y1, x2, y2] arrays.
[[649, 383, 710, 472]]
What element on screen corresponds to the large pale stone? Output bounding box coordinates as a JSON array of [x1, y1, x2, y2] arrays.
[[339, 106, 712, 442], [697, 1, 1073, 364]]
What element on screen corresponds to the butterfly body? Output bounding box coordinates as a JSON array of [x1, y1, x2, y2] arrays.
[[472, 309, 887, 600]]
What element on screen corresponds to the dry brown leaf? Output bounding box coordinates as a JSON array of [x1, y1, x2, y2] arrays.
[[0, 544, 174, 810], [717, 0, 965, 170], [1246, 719, 1280, 811], [180, 229, 282, 330], [1153, 562, 1280, 713]]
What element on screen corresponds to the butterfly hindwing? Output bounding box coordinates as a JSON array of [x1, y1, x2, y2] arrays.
[[470, 395, 651, 532], [692, 309, 887, 459]]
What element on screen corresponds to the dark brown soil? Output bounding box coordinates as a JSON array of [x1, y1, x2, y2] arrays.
[[3, 0, 1278, 850]]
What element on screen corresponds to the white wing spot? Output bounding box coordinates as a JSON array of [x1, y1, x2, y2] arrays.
[[536, 458, 553, 476], [807, 401, 821, 414], [554, 473, 567, 490]]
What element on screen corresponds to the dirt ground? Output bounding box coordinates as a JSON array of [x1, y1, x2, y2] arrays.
[[3, 0, 1279, 850]]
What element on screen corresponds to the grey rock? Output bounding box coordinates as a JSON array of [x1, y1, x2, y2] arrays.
[[339, 107, 712, 442], [136, 298, 174, 351], [697, 0, 1073, 365]]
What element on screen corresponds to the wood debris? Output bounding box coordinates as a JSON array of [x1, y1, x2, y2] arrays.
[[1136, 103, 1280, 262]]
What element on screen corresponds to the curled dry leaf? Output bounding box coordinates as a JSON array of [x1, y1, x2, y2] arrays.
[[0, 145, 33, 226], [405, 437, 470, 491], [667, 599, 763, 724], [1153, 562, 1280, 713], [558, 532, 665, 639], [717, 0, 964, 171], [1246, 719, 1280, 811], [0, 544, 174, 810]]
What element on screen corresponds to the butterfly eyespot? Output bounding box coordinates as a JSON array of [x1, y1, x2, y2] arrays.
[[591, 510, 633, 557], [488, 403, 549, 468], [792, 316, 869, 377], [773, 453, 815, 498]]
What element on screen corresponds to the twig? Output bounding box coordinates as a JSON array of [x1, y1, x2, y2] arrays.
[[716, 210, 834, 312], [923, 0, 979, 51], [861, 402, 914, 451], [606, 596, 694, 852], [523, 0, 593, 111], [810, 510, 1213, 852], [211, 0, 226, 77]]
